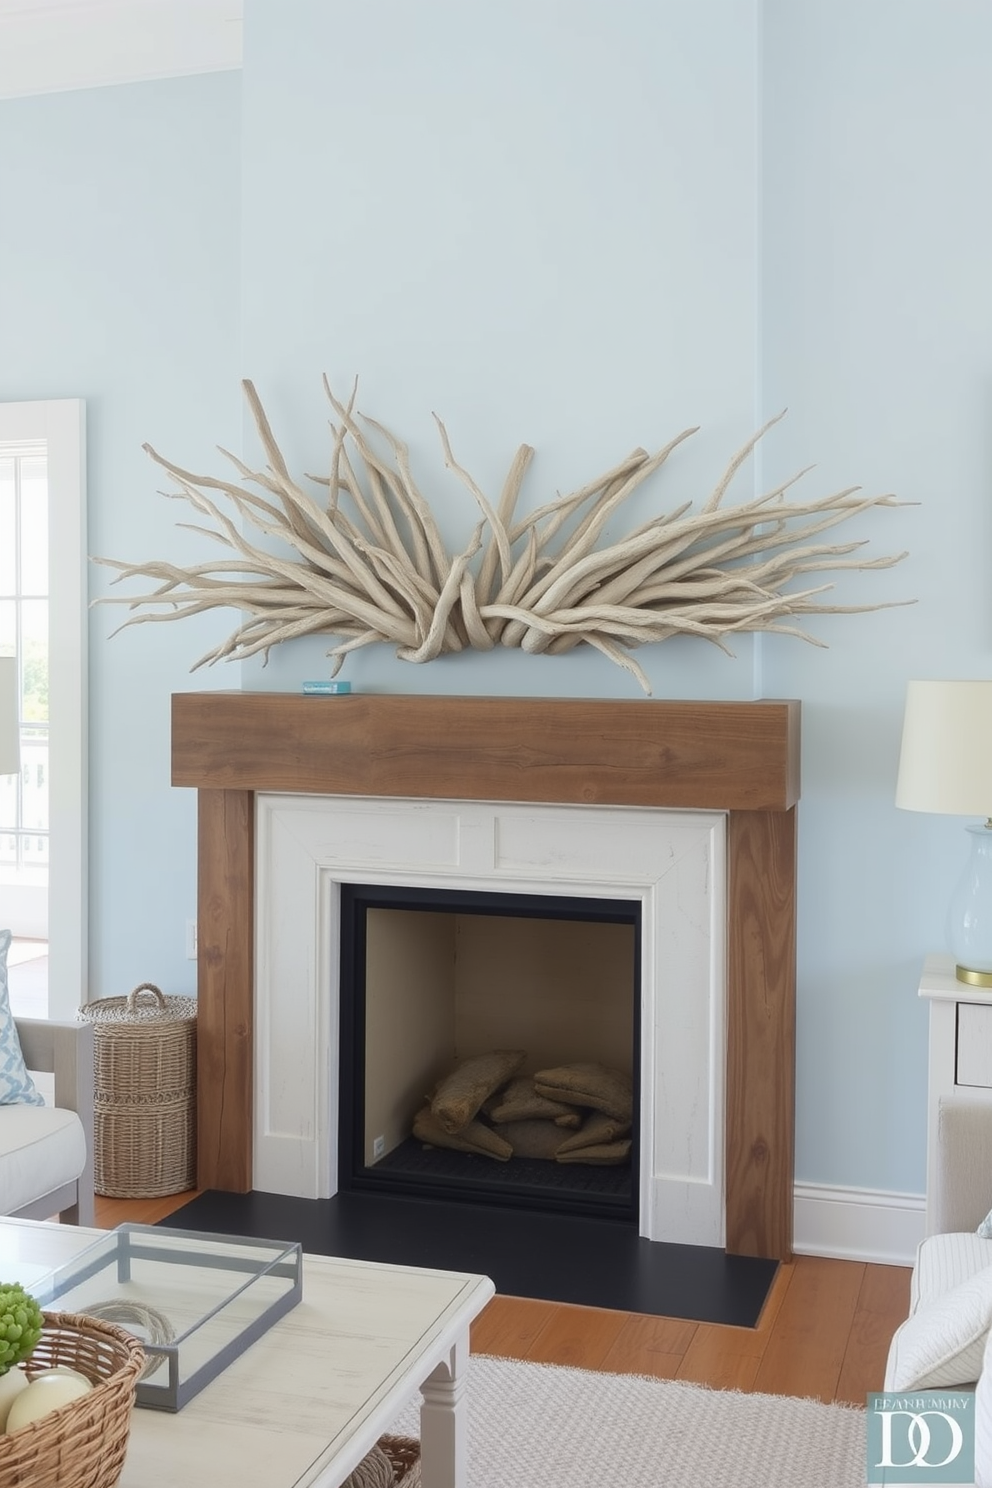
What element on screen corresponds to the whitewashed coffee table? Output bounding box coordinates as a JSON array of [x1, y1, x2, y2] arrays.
[[0, 1218, 494, 1488]]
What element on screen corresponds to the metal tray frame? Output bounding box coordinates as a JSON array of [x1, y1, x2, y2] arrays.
[[46, 1223, 303, 1411]]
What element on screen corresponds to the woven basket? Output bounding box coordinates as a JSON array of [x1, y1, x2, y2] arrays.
[[79, 983, 197, 1198], [0, 1311, 145, 1488], [93, 1095, 196, 1199], [343, 1434, 421, 1488]]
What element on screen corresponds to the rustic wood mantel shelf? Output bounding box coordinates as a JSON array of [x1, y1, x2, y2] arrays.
[[172, 692, 800, 1261]]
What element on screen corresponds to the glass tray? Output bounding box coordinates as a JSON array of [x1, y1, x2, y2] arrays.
[[44, 1223, 302, 1412]]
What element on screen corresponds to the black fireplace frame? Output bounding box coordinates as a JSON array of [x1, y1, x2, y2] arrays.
[[338, 882, 642, 1222]]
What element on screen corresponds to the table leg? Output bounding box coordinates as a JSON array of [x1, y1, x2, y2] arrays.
[[420, 1333, 469, 1488]]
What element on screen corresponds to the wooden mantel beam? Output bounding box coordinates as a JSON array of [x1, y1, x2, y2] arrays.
[[173, 693, 799, 811], [173, 692, 800, 1261]]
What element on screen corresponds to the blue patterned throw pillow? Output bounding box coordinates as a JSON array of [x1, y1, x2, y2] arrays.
[[0, 930, 44, 1105]]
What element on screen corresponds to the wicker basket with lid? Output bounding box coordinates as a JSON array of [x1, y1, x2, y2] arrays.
[[79, 983, 197, 1198]]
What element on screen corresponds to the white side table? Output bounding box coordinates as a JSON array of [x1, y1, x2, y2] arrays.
[[920, 952, 992, 1233]]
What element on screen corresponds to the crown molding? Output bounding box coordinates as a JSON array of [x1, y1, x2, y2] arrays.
[[0, 0, 242, 100]]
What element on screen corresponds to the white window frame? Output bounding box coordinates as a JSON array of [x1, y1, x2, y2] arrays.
[[0, 400, 86, 1019]]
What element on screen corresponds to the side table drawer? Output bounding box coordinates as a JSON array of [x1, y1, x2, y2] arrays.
[[957, 1002, 992, 1086]]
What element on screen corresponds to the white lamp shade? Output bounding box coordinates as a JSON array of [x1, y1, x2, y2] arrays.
[[896, 679, 992, 817], [0, 657, 18, 777]]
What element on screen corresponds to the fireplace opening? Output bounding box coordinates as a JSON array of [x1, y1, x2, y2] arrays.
[[338, 883, 641, 1222]]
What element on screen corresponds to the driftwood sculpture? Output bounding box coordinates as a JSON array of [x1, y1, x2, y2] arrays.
[[96, 379, 910, 695]]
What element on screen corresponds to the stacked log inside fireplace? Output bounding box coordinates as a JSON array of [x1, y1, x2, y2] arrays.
[[412, 1052, 632, 1167]]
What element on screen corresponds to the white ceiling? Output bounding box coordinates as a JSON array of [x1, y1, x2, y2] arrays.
[[0, 0, 242, 100]]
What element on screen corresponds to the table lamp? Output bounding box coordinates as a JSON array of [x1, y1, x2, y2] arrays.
[[0, 657, 18, 778], [896, 679, 992, 985]]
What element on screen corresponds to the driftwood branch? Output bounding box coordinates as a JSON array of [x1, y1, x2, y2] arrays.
[[94, 379, 913, 694]]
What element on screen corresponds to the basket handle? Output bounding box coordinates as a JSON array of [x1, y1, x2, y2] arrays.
[[126, 982, 167, 1012]]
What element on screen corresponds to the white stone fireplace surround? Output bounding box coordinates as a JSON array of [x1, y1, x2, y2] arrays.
[[255, 792, 725, 1248]]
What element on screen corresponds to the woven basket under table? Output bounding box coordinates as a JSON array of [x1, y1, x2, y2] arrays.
[[0, 1310, 145, 1488], [343, 1434, 421, 1488], [79, 982, 197, 1198]]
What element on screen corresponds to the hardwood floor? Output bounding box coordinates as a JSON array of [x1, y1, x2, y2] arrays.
[[94, 1190, 911, 1406]]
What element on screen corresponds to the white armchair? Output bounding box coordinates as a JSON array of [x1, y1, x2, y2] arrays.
[[0, 1017, 94, 1226], [885, 1095, 992, 1487]]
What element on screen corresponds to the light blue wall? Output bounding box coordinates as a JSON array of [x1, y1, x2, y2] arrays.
[[238, 0, 763, 701], [761, 0, 992, 1190], [0, 71, 242, 1001], [2, 2, 987, 1200]]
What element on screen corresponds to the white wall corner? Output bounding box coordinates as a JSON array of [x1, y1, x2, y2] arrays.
[[793, 1181, 925, 1267]]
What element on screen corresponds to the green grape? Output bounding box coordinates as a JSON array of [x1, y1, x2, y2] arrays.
[[0, 1284, 43, 1375]]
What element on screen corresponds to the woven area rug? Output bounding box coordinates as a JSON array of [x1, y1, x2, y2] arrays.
[[388, 1355, 867, 1488]]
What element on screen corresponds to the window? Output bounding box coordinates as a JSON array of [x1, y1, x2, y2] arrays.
[[0, 441, 50, 888], [0, 401, 86, 1019]]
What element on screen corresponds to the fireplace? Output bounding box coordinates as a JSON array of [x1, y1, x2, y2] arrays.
[[253, 787, 723, 1242], [337, 883, 641, 1222], [172, 692, 799, 1260]]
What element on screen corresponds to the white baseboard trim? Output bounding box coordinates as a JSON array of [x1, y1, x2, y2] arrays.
[[793, 1182, 926, 1266]]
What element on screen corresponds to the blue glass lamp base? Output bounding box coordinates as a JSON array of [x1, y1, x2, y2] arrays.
[[948, 821, 992, 985]]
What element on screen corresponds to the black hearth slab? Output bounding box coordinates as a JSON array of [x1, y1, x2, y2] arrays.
[[161, 1189, 777, 1327]]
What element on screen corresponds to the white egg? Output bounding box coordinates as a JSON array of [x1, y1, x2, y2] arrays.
[[0, 1368, 27, 1430], [5, 1372, 92, 1432], [34, 1366, 93, 1388]]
